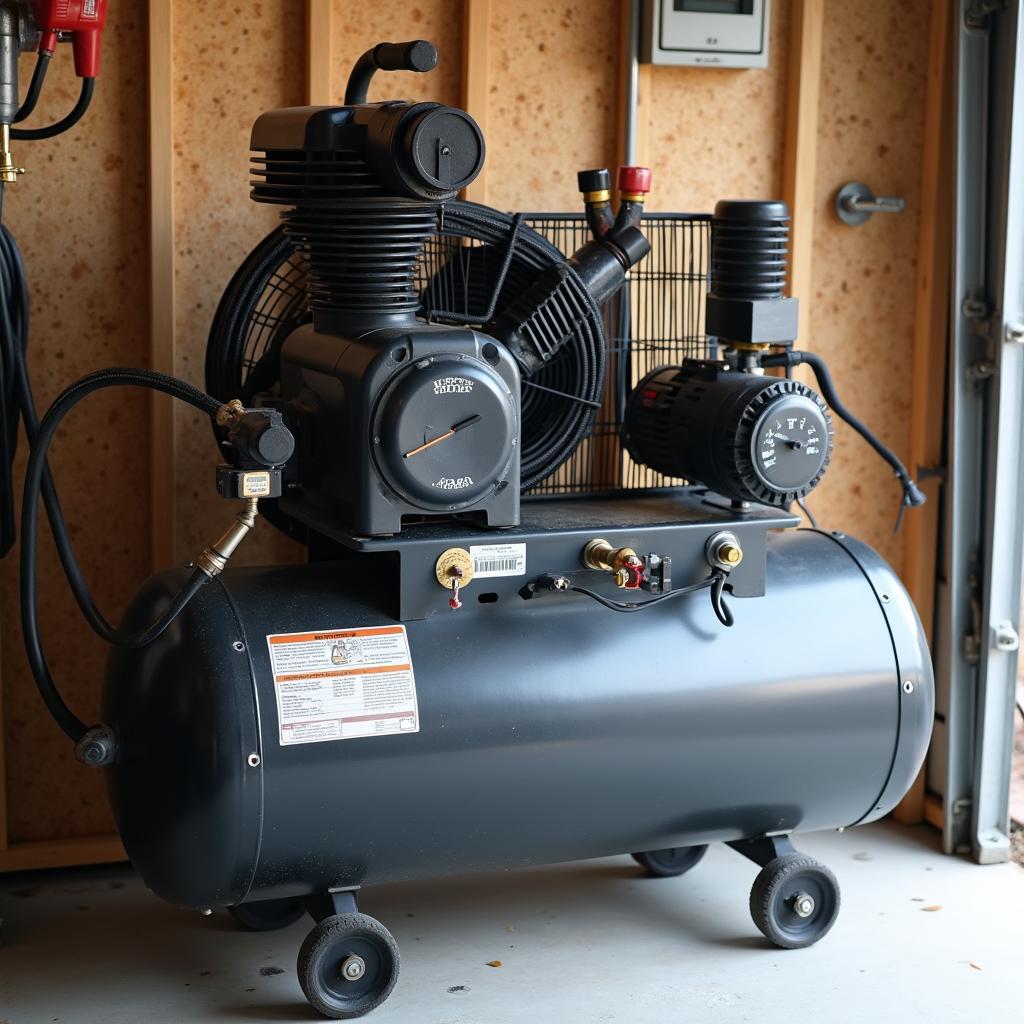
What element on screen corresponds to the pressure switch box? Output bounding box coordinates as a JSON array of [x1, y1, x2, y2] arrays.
[[641, 0, 771, 69]]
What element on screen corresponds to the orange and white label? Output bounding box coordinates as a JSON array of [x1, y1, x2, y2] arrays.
[[266, 625, 419, 746]]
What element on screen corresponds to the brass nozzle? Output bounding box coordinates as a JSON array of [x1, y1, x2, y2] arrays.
[[0, 124, 24, 184], [197, 498, 259, 577]]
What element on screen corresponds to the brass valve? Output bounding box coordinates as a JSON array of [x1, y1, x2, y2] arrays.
[[582, 538, 645, 590], [435, 548, 474, 609], [706, 531, 744, 571]]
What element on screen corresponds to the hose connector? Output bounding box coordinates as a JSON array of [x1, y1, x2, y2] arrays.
[[0, 123, 24, 183], [75, 723, 117, 767], [196, 498, 259, 578]]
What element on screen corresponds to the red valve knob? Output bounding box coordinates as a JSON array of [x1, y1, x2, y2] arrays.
[[618, 166, 652, 197]]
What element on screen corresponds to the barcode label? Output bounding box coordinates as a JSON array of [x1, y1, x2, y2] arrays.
[[469, 543, 527, 579]]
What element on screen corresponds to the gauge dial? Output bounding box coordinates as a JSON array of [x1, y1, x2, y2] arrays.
[[372, 355, 517, 511], [750, 391, 831, 497]]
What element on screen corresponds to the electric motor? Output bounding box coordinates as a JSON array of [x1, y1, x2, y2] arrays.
[[623, 362, 834, 506]]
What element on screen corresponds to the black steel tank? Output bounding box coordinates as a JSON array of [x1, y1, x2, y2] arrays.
[[103, 528, 932, 910]]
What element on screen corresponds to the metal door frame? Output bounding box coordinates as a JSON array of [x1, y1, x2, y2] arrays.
[[939, 0, 1024, 863]]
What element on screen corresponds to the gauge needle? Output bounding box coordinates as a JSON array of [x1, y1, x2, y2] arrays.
[[772, 432, 804, 450], [402, 414, 482, 459]]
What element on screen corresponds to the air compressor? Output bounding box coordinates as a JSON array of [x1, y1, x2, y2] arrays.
[[3, 32, 933, 1023]]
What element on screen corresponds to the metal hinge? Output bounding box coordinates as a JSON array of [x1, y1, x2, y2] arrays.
[[963, 563, 983, 665], [992, 620, 1020, 652], [951, 797, 972, 825], [965, 0, 1006, 30]]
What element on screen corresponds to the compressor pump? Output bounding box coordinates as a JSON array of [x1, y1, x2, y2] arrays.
[[2, 32, 934, 1023]]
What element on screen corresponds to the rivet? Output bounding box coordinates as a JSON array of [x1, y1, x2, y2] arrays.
[[902, 680, 915, 694], [232, 641, 245, 652], [247, 752, 261, 768]]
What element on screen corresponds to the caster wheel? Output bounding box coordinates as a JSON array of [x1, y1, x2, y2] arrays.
[[298, 912, 400, 1020], [631, 845, 708, 878], [228, 897, 306, 932], [749, 853, 840, 949]]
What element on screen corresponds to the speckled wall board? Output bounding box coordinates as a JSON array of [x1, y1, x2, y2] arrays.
[[0, 2, 150, 842], [171, 1, 306, 569], [330, 0, 463, 108], [482, 0, 621, 212], [800, 0, 932, 571], [0, 0, 938, 852], [645, 0, 792, 212]]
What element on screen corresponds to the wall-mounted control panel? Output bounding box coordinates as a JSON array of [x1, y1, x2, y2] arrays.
[[641, 0, 771, 69]]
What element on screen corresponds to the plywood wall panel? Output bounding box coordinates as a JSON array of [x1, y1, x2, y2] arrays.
[[801, 0, 932, 570], [330, 0, 463, 108], [171, 0, 306, 567], [484, 0, 620, 212], [647, 0, 792, 213], [0, 2, 150, 842]]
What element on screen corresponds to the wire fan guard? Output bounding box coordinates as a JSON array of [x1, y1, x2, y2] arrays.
[[206, 210, 713, 499]]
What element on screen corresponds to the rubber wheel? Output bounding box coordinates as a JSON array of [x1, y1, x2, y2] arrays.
[[228, 897, 307, 932], [297, 912, 400, 1020], [631, 845, 708, 878], [749, 853, 840, 949]]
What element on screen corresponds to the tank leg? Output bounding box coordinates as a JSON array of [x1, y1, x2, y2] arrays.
[[297, 888, 401, 1020], [728, 835, 841, 950]]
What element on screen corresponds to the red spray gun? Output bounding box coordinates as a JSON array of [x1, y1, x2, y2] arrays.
[[0, 0, 107, 180], [33, 0, 108, 78]]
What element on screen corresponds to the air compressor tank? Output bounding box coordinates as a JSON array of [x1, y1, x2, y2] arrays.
[[103, 524, 932, 912]]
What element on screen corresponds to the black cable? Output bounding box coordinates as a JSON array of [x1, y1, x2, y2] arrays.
[[796, 496, 819, 529], [14, 52, 51, 123], [20, 369, 224, 743], [530, 570, 733, 625], [763, 349, 925, 524], [12, 76, 94, 140]]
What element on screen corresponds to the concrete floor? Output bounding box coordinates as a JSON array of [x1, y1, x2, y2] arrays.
[[0, 822, 1021, 1024]]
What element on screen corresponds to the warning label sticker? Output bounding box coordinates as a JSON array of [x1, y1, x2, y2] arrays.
[[266, 625, 419, 746], [469, 542, 527, 578]]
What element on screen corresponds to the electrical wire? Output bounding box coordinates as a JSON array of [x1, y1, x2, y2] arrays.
[[530, 570, 734, 626], [20, 368, 225, 743], [763, 349, 925, 527], [796, 496, 819, 529], [12, 76, 94, 141]]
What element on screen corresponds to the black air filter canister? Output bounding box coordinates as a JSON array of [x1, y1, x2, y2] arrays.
[[710, 200, 790, 300], [706, 199, 798, 346]]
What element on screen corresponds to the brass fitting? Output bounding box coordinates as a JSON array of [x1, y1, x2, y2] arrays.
[[215, 398, 246, 428], [197, 497, 259, 578], [0, 124, 24, 184], [582, 538, 638, 573], [583, 188, 611, 204], [434, 547, 474, 589], [706, 531, 743, 571]]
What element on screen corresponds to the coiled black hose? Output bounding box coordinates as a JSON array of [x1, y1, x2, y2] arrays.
[[21, 368, 224, 743], [207, 204, 606, 495], [420, 201, 606, 488]]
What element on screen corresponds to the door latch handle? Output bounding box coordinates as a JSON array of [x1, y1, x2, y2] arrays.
[[835, 182, 906, 226]]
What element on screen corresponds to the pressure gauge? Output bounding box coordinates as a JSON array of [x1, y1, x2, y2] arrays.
[[372, 354, 518, 511], [749, 389, 831, 498]]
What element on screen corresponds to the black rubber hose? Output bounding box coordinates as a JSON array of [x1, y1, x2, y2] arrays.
[[12, 76, 94, 140], [21, 369, 224, 743], [763, 349, 926, 511], [14, 52, 51, 123]]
